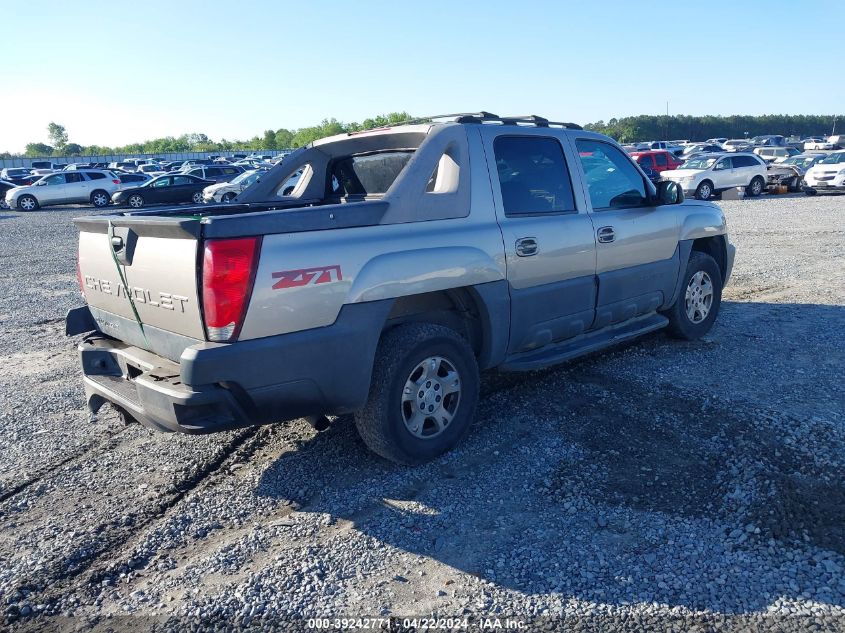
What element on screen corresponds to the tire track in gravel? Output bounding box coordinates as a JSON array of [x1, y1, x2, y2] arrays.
[[0, 426, 263, 612], [0, 425, 133, 504]]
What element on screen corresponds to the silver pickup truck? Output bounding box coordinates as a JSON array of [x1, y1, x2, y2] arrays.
[[67, 113, 735, 465]]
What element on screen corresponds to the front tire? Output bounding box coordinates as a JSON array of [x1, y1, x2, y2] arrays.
[[695, 180, 713, 200], [222, 192, 236, 203], [789, 176, 801, 193], [90, 190, 110, 208], [664, 251, 722, 340], [746, 176, 764, 197], [17, 195, 39, 211], [354, 323, 480, 465], [127, 194, 144, 208]]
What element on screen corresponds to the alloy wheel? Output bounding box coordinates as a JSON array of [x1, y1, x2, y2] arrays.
[[401, 356, 461, 439], [685, 270, 714, 324]]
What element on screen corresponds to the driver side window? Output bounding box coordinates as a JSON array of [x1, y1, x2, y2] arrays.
[[576, 139, 647, 210]]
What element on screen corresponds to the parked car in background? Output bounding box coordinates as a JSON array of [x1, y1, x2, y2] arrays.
[[5, 170, 120, 210], [630, 150, 683, 172], [706, 138, 727, 145], [64, 163, 94, 170], [803, 150, 845, 195], [137, 163, 166, 176], [0, 167, 36, 185], [750, 135, 786, 147], [0, 180, 16, 208], [202, 169, 262, 203], [827, 135, 845, 149], [753, 146, 800, 163], [185, 164, 244, 183], [681, 143, 725, 157], [111, 173, 212, 208], [803, 137, 835, 151], [722, 139, 753, 152], [108, 161, 136, 172], [179, 158, 214, 169], [663, 153, 767, 200], [30, 161, 61, 170], [115, 173, 151, 189], [766, 158, 813, 192]]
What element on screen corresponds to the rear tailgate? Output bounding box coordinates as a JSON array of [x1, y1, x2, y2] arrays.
[[76, 214, 205, 359]]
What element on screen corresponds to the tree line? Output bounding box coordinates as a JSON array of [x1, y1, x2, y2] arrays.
[[4, 113, 840, 159], [585, 114, 840, 143]]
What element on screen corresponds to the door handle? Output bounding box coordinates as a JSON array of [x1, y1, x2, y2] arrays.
[[597, 226, 615, 243], [515, 237, 538, 257]]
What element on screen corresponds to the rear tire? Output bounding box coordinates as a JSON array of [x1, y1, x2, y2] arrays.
[[789, 176, 801, 193], [746, 176, 764, 197], [17, 195, 39, 211], [191, 191, 204, 204], [354, 323, 479, 465], [90, 190, 110, 208], [664, 251, 722, 341], [694, 180, 713, 200], [222, 192, 236, 203]]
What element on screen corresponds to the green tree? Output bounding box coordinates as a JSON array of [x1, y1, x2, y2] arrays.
[[262, 129, 277, 150], [63, 143, 83, 155], [275, 128, 294, 148], [25, 142, 54, 157], [47, 122, 68, 152]]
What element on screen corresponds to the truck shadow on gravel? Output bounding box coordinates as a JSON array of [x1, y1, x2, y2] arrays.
[[255, 301, 845, 613]]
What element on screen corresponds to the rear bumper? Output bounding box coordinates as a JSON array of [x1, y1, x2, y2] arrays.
[[71, 300, 394, 434]]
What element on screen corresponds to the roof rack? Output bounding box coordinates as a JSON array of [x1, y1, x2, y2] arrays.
[[392, 112, 582, 130]]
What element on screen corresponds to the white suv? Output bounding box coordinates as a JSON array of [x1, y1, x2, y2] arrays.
[[754, 146, 800, 163], [803, 150, 845, 195], [5, 170, 120, 210], [661, 153, 768, 200]]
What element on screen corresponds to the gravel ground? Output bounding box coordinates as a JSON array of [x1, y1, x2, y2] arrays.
[[0, 194, 843, 631]]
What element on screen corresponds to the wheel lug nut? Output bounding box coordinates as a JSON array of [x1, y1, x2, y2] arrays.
[[426, 381, 431, 388], [420, 403, 425, 410], [434, 384, 440, 391], [428, 405, 434, 412], [419, 391, 424, 398], [435, 395, 441, 402]]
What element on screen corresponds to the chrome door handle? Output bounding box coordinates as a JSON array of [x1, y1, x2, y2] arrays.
[[515, 237, 538, 257], [597, 226, 615, 243]]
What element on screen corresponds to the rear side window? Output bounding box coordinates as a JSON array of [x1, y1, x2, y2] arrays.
[[66, 173, 85, 183], [576, 139, 648, 210], [329, 152, 413, 196], [493, 136, 576, 215], [86, 172, 106, 180], [654, 153, 668, 167], [173, 175, 193, 185]]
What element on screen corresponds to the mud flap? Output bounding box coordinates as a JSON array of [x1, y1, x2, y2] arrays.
[[66, 306, 98, 336]]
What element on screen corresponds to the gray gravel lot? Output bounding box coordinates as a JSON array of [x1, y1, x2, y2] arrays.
[[0, 194, 843, 631]]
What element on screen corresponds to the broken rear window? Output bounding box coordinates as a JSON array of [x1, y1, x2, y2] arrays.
[[329, 151, 414, 196]]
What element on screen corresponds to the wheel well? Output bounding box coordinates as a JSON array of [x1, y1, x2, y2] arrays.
[[384, 289, 483, 357], [691, 236, 726, 282]]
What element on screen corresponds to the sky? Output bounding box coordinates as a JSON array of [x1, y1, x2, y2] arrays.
[[2, 0, 844, 153]]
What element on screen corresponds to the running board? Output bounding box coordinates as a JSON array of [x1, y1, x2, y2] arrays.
[[500, 313, 669, 372]]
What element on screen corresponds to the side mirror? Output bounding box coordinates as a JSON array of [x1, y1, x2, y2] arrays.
[[656, 180, 683, 205]]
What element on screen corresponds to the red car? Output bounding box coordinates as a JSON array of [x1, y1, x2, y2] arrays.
[[630, 150, 683, 172]]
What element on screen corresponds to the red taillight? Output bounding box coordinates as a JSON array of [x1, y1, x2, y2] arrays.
[[112, 179, 120, 184], [201, 237, 261, 342]]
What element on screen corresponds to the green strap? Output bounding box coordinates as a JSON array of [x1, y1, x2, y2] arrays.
[[108, 221, 149, 345]]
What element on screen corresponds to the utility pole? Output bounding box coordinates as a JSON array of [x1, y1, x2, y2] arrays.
[[833, 115, 837, 136], [665, 101, 669, 140]]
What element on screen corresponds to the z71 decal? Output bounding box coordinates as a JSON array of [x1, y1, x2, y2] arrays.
[[272, 265, 343, 290]]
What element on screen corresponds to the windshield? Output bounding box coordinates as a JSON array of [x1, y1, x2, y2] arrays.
[[680, 157, 717, 170], [782, 157, 815, 168], [820, 152, 845, 164]]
